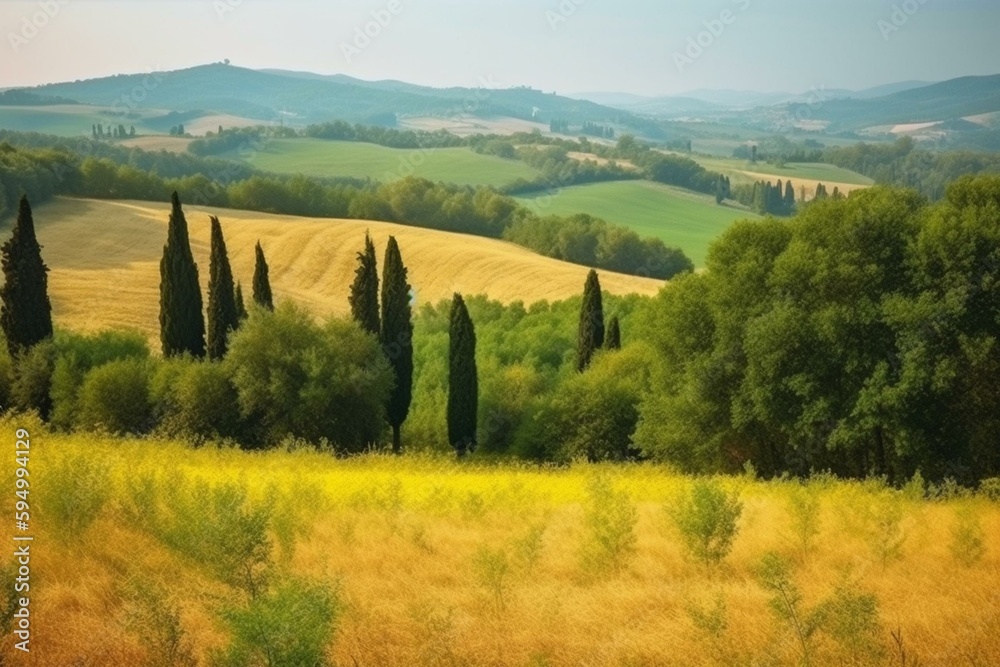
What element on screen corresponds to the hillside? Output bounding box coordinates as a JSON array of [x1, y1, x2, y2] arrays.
[[24, 63, 644, 129], [32, 198, 663, 342]]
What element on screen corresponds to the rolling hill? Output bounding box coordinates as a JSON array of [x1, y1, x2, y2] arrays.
[[516, 180, 759, 267], [226, 138, 541, 187], [31, 198, 664, 343], [21, 63, 646, 130]]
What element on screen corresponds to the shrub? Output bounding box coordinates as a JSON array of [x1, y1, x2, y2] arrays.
[[756, 552, 825, 667], [37, 450, 110, 539], [825, 583, 884, 666], [671, 480, 742, 567], [212, 578, 341, 667], [950, 505, 986, 567], [49, 330, 149, 430], [579, 475, 638, 575], [10, 339, 54, 419], [226, 303, 393, 451], [787, 484, 821, 559], [473, 546, 512, 615], [76, 358, 153, 434], [122, 577, 196, 667], [157, 360, 242, 442]]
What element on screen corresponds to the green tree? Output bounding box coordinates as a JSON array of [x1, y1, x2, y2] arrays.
[[447, 293, 478, 458], [234, 282, 248, 321], [577, 269, 605, 372], [207, 216, 239, 360], [0, 195, 53, 357], [252, 241, 274, 311], [158, 192, 205, 358], [380, 236, 414, 454], [605, 315, 621, 350], [784, 179, 796, 209], [348, 232, 380, 336]]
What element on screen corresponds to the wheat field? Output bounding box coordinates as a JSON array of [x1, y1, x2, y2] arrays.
[[3, 420, 998, 666], [31, 198, 663, 344]]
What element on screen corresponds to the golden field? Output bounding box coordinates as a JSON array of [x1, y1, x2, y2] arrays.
[[2, 419, 998, 666], [31, 197, 663, 344]]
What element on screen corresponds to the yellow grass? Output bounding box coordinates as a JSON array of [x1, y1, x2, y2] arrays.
[[736, 169, 870, 201], [118, 136, 194, 153], [4, 423, 999, 666], [32, 198, 662, 344]]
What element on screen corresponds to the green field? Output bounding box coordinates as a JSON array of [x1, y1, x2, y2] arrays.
[[228, 138, 542, 187], [691, 155, 875, 186], [0, 106, 109, 137], [516, 180, 759, 266]]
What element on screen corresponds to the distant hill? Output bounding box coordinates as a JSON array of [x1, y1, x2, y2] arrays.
[[22, 63, 648, 131], [788, 75, 1000, 131]]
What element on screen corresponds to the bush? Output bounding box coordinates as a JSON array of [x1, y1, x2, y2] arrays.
[[950, 505, 986, 567], [671, 480, 742, 567], [49, 330, 149, 430], [76, 358, 153, 434], [10, 340, 55, 419], [579, 475, 638, 575], [226, 304, 393, 451], [212, 578, 341, 667], [156, 360, 242, 442], [37, 450, 110, 539]]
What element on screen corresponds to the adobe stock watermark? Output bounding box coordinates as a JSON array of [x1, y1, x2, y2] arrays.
[[214, 0, 243, 20], [340, 0, 407, 64], [877, 0, 930, 41], [546, 0, 588, 31], [673, 0, 751, 74], [7, 0, 71, 52]]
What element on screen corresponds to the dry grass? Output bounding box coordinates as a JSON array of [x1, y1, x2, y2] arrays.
[[3, 424, 998, 667], [118, 136, 194, 153], [32, 197, 662, 344], [399, 115, 551, 137], [735, 169, 870, 201]]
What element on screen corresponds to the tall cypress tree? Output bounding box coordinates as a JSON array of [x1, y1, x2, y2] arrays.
[[252, 241, 274, 311], [448, 293, 478, 458], [206, 216, 239, 360], [784, 180, 796, 209], [349, 232, 380, 336], [380, 236, 413, 454], [234, 281, 248, 321], [577, 269, 605, 372], [605, 315, 621, 350], [0, 196, 53, 357], [159, 192, 205, 358]]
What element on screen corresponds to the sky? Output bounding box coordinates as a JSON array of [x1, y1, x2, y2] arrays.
[[1, 0, 998, 96]]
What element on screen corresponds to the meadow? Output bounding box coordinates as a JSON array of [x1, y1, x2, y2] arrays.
[[0, 106, 119, 137], [516, 180, 759, 266], [224, 138, 542, 187], [4, 419, 998, 666], [32, 197, 662, 342]]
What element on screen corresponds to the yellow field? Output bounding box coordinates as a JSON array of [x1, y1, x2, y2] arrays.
[[4, 422, 998, 666], [33, 198, 663, 343], [118, 136, 194, 153]]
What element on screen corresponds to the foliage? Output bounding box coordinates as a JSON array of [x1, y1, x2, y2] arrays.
[[207, 216, 240, 360], [577, 270, 604, 372], [579, 475, 638, 575], [252, 241, 274, 311], [0, 196, 53, 357], [671, 480, 742, 567], [380, 236, 414, 453], [76, 358, 154, 434], [348, 232, 380, 336], [950, 504, 986, 567], [159, 192, 205, 358], [36, 449, 110, 540], [212, 578, 340, 667], [447, 294, 478, 457]]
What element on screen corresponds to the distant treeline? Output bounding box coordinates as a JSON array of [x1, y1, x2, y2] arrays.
[[822, 137, 1000, 200], [0, 132, 692, 279]]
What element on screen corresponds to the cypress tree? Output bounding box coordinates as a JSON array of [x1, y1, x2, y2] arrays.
[[605, 315, 621, 350], [349, 232, 380, 336], [252, 241, 274, 311], [159, 192, 205, 358], [0, 196, 53, 357], [448, 293, 478, 458], [206, 215, 239, 360], [234, 282, 248, 321], [577, 269, 604, 372], [784, 180, 796, 209], [380, 236, 413, 454]]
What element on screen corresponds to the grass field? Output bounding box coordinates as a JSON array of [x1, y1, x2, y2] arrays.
[[0, 105, 120, 137], [225, 138, 542, 187], [692, 156, 875, 187], [31, 197, 663, 343], [7, 423, 998, 666], [516, 180, 759, 267]]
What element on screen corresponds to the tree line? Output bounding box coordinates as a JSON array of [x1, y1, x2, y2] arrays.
[[0, 136, 692, 279]]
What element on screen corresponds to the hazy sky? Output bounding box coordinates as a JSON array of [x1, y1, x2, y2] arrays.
[[1, 0, 998, 96]]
